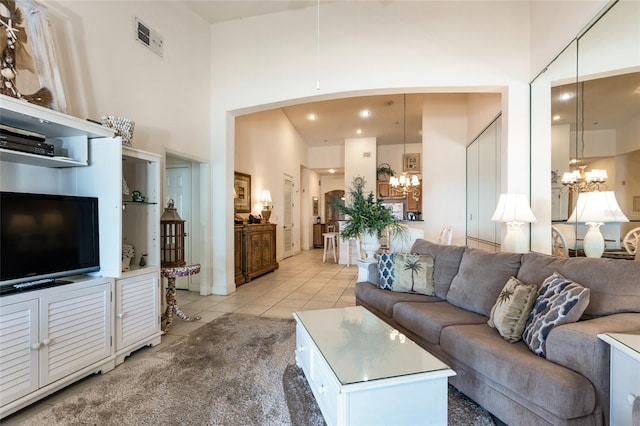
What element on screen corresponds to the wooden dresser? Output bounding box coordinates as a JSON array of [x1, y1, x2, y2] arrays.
[[313, 223, 326, 248], [234, 225, 245, 285], [241, 223, 278, 282]]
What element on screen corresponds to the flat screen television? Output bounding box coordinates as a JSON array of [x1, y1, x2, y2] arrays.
[[0, 191, 100, 293]]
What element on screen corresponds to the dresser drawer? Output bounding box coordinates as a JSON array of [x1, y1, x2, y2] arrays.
[[310, 350, 340, 426], [610, 348, 640, 426], [295, 326, 313, 371]]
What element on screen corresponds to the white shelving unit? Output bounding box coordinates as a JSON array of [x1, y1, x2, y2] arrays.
[[0, 94, 162, 417]]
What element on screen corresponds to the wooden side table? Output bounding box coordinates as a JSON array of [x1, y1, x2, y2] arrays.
[[161, 264, 201, 332]]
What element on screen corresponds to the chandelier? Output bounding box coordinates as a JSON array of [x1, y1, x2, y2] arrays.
[[390, 94, 421, 201], [561, 165, 607, 193]]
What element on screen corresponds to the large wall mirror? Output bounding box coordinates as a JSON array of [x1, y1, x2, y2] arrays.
[[531, 0, 640, 258]]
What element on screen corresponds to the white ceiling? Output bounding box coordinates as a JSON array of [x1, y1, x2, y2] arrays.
[[180, 2, 639, 170]]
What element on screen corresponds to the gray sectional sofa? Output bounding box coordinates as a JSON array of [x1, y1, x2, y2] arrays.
[[355, 239, 640, 426]]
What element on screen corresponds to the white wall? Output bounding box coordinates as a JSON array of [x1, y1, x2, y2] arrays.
[[235, 109, 309, 262]]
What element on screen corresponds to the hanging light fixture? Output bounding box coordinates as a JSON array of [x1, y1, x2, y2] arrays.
[[561, 82, 607, 194], [390, 94, 421, 201]]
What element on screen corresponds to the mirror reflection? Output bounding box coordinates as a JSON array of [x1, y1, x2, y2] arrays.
[[550, 71, 640, 258]]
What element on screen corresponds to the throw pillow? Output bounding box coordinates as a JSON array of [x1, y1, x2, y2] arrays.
[[392, 253, 435, 296], [522, 272, 590, 357], [488, 276, 537, 343], [377, 253, 394, 290]]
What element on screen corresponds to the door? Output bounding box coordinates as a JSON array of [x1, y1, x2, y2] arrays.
[[283, 176, 294, 258], [165, 166, 192, 290]]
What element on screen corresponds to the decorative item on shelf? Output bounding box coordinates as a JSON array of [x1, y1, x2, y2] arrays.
[[561, 165, 607, 193], [139, 253, 147, 267], [389, 94, 421, 202], [0, 0, 62, 110], [160, 199, 186, 267], [122, 176, 130, 195], [566, 191, 628, 258], [261, 189, 272, 223], [332, 177, 407, 262], [122, 243, 135, 271], [491, 193, 537, 254], [131, 190, 146, 202], [100, 115, 135, 146], [376, 163, 395, 181]]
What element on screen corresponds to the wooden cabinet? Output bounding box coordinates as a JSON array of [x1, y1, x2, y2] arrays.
[[407, 188, 422, 212], [242, 224, 278, 282], [234, 225, 245, 285], [377, 181, 391, 198], [0, 278, 115, 417], [313, 223, 326, 248], [114, 271, 162, 365]]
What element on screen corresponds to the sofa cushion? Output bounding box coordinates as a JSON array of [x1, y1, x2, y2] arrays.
[[446, 248, 522, 317], [354, 282, 441, 318], [440, 324, 596, 419], [377, 253, 394, 290], [522, 272, 590, 357], [409, 239, 466, 299], [518, 252, 640, 316], [488, 276, 537, 343], [392, 253, 435, 296], [392, 301, 487, 345]]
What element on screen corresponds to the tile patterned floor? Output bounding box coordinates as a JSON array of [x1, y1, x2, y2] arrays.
[[1, 249, 357, 425]]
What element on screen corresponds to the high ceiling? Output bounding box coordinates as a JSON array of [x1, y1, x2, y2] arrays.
[[180, 2, 639, 171]]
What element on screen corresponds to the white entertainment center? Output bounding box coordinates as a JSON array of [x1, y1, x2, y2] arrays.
[[0, 95, 162, 418]]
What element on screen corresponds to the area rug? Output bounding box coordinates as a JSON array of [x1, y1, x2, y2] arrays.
[[21, 313, 494, 425]]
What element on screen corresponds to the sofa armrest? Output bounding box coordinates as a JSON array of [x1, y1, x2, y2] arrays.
[[545, 313, 640, 418]]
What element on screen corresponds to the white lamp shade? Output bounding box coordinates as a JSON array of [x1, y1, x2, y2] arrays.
[[491, 194, 537, 224], [567, 191, 628, 223], [261, 190, 272, 204]]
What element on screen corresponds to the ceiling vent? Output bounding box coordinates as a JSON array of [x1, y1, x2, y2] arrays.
[[135, 18, 163, 57]]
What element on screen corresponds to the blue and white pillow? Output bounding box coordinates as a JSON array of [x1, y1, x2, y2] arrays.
[[522, 272, 590, 357], [377, 253, 394, 290]]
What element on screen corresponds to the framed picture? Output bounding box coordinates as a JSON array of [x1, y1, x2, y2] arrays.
[[403, 153, 421, 172], [312, 197, 319, 216], [234, 172, 251, 213], [634, 196, 640, 212]]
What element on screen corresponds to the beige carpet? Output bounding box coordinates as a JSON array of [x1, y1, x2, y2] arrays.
[[21, 313, 495, 425]]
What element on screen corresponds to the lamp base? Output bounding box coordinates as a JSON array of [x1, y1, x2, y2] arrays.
[[504, 222, 527, 253], [261, 208, 272, 223], [583, 222, 604, 258]]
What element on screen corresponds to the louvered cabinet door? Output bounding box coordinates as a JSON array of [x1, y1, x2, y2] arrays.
[[0, 299, 39, 406], [39, 282, 112, 386], [115, 272, 160, 355]]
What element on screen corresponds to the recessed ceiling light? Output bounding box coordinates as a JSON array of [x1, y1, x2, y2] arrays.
[[307, 113, 317, 120], [560, 93, 574, 101], [360, 109, 371, 118], [553, 115, 561, 121], [356, 129, 362, 134], [329, 169, 335, 174]]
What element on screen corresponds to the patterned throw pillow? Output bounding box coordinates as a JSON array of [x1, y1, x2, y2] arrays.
[[522, 272, 590, 357], [377, 253, 394, 290], [392, 253, 435, 296], [488, 276, 537, 343]]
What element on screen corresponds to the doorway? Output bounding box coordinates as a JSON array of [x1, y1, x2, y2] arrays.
[[282, 174, 294, 258], [325, 189, 345, 230], [165, 154, 202, 291]]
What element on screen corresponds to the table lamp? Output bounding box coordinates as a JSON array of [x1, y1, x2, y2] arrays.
[[567, 191, 628, 258], [491, 193, 537, 253], [261, 189, 272, 223]]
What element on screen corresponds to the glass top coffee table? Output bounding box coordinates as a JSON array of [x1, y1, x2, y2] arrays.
[[293, 306, 455, 426]]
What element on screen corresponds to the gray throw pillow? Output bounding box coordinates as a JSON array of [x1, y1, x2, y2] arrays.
[[522, 272, 590, 357], [488, 276, 537, 343]]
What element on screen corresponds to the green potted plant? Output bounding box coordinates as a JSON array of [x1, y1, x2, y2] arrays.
[[333, 177, 407, 261]]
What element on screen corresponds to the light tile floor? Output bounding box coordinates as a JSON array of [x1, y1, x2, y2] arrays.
[[2, 249, 357, 425]]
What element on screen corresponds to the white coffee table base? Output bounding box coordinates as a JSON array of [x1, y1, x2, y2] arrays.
[[294, 307, 455, 426]]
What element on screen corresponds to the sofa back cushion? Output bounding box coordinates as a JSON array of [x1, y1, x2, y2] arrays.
[[517, 252, 640, 316], [409, 239, 466, 299], [447, 247, 522, 317]]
